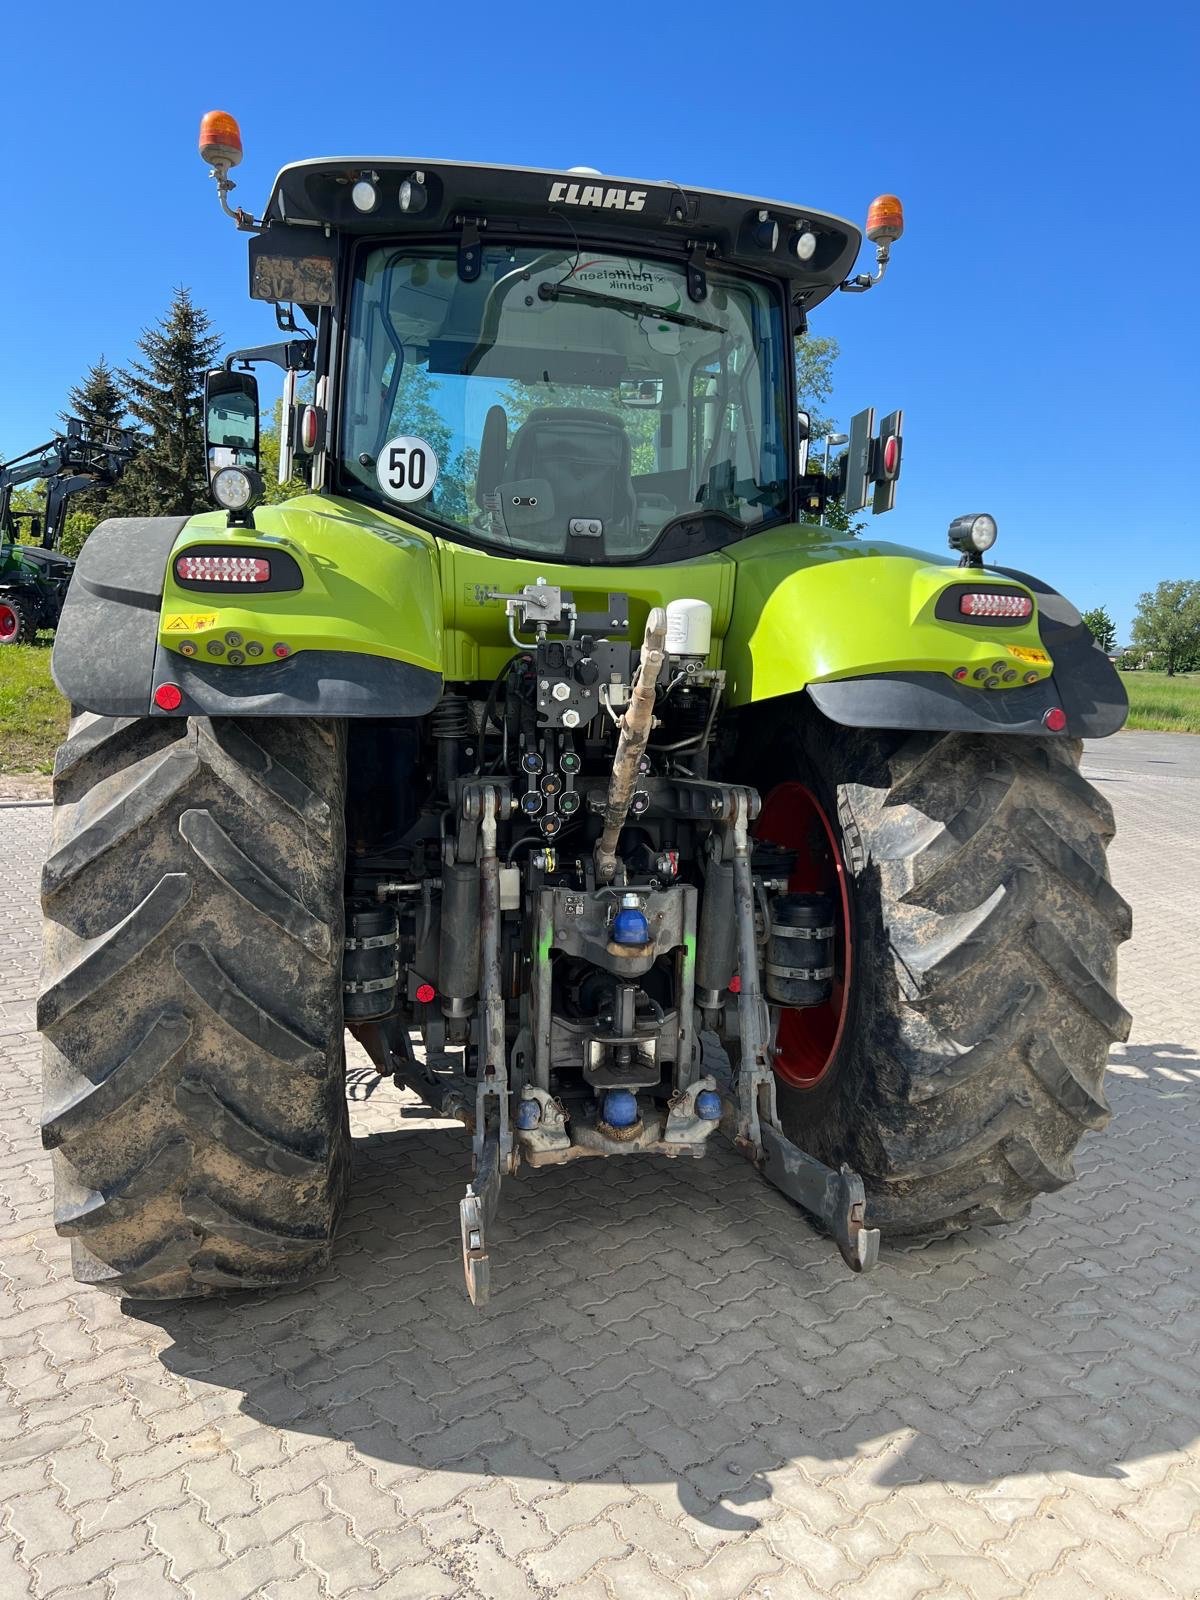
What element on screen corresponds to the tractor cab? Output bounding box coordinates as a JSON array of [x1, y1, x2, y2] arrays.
[[197, 114, 905, 557]]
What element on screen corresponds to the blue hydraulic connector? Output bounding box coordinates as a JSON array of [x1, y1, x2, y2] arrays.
[[611, 905, 650, 946], [600, 1088, 639, 1128], [695, 1090, 723, 1121], [515, 1096, 542, 1130]]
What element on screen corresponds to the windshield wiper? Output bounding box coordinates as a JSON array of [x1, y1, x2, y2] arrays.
[[537, 280, 725, 334]]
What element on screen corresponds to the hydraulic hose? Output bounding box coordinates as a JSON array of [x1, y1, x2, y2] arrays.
[[595, 607, 667, 881]]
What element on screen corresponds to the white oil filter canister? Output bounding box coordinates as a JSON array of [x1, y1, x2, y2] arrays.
[[664, 598, 712, 658]]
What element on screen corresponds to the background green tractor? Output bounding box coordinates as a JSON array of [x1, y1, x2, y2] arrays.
[[0, 422, 136, 643], [39, 113, 1130, 1305]]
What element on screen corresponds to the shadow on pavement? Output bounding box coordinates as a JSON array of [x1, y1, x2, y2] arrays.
[[140, 1073, 1200, 1533]]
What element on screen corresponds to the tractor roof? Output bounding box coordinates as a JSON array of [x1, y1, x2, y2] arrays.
[[263, 158, 862, 308]]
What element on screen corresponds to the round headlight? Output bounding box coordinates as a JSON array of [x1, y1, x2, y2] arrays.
[[399, 176, 428, 213], [753, 212, 779, 250], [351, 179, 378, 213], [793, 229, 818, 262], [211, 466, 257, 512], [948, 513, 998, 554]]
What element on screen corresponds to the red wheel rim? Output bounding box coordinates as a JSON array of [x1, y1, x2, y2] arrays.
[[0, 604, 18, 641], [755, 783, 853, 1089]]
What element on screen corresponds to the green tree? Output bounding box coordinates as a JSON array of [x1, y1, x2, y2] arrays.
[[381, 363, 478, 522], [116, 288, 221, 516], [1081, 605, 1117, 654], [796, 334, 860, 534], [796, 333, 839, 443], [259, 396, 308, 505], [57, 357, 131, 540], [1131, 579, 1200, 676], [61, 357, 126, 437]]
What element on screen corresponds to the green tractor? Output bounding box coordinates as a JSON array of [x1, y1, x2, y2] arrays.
[[39, 112, 1131, 1305], [0, 421, 136, 644]]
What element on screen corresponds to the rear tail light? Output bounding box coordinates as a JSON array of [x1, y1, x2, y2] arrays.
[[959, 592, 1033, 619], [175, 553, 270, 583]]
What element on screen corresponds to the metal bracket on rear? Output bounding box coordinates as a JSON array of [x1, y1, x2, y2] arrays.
[[457, 785, 514, 1306], [461, 1121, 503, 1305], [759, 1125, 879, 1272], [725, 788, 881, 1274]]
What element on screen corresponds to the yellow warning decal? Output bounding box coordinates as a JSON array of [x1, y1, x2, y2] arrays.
[[1008, 645, 1050, 664], [163, 613, 217, 633]]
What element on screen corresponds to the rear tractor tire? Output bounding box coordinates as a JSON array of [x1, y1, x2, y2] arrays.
[[745, 704, 1132, 1238], [39, 713, 350, 1298]]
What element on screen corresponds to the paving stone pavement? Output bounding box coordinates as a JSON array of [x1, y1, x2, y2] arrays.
[[1, 730, 1197, 1600]]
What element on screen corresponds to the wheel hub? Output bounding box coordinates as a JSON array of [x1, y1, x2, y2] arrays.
[[755, 783, 852, 1089]]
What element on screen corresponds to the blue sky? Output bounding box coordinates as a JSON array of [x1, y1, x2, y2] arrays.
[[1, 1, 1195, 639]]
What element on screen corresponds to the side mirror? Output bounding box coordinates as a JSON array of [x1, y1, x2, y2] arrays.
[[797, 409, 811, 476], [204, 369, 260, 475]]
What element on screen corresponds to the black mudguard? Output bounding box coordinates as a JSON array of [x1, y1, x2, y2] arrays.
[[52, 516, 442, 719], [807, 568, 1128, 739], [52, 517, 188, 717]]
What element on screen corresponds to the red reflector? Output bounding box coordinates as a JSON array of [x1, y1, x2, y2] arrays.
[[154, 684, 183, 711], [1043, 707, 1068, 732], [272, 642, 291, 658], [728, 975, 742, 994], [415, 982, 436, 1004], [952, 666, 969, 681], [882, 434, 901, 478], [301, 405, 319, 453], [176, 553, 270, 583], [959, 592, 1033, 619]]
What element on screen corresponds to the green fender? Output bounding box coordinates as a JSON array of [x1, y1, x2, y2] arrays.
[[57, 494, 1124, 737]]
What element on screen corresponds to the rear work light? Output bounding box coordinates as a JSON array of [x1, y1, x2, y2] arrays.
[[959, 592, 1033, 619], [175, 553, 270, 583]]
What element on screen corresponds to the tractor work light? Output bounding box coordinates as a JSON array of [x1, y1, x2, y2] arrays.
[[210, 465, 263, 514], [175, 552, 270, 583], [753, 211, 780, 250], [399, 173, 428, 213], [958, 592, 1033, 619], [351, 177, 378, 213], [948, 513, 998, 555], [793, 229, 818, 262]]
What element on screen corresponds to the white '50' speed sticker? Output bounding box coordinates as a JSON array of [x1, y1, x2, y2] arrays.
[[376, 436, 439, 503]]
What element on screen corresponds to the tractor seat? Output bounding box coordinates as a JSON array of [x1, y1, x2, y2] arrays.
[[478, 405, 637, 546]]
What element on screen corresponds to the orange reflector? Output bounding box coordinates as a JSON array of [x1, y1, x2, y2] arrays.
[[154, 684, 183, 712], [865, 193, 904, 245], [199, 110, 243, 169]]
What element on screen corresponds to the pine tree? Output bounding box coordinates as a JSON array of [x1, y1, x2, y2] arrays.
[[54, 358, 131, 539], [61, 357, 127, 439], [117, 288, 222, 515]]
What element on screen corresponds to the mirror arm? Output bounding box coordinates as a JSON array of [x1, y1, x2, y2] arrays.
[[224, 339, 315, 374]]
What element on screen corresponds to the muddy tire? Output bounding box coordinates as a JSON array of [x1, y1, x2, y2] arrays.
[[744, 703, 1132, 1237], [39, 713, 349, 1298]]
